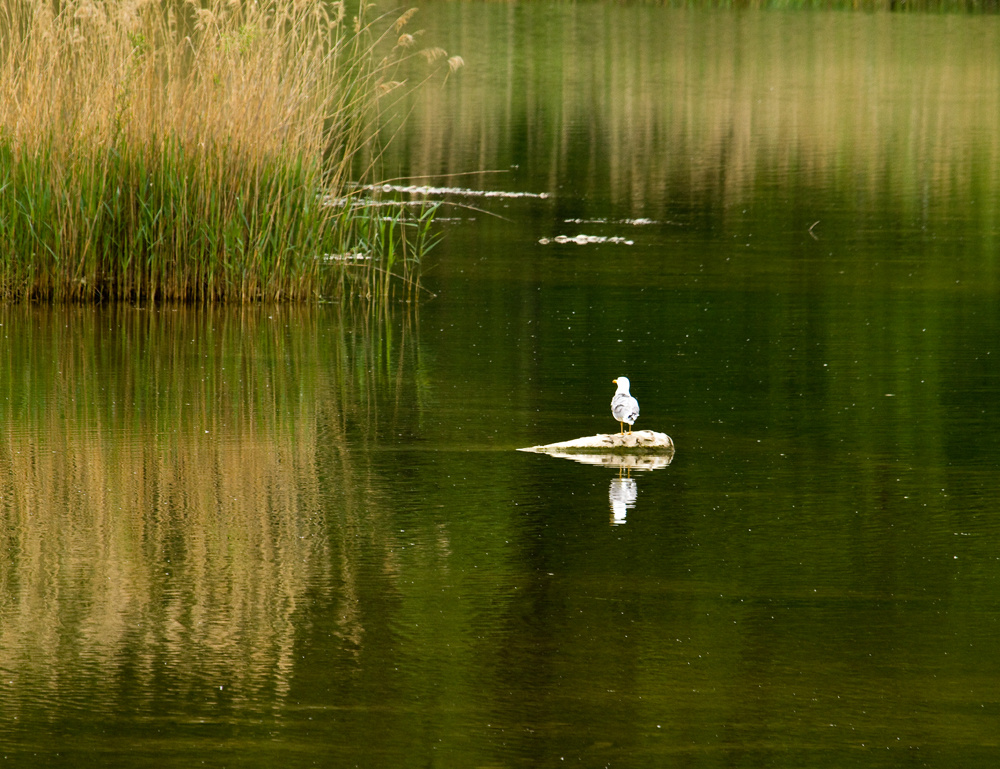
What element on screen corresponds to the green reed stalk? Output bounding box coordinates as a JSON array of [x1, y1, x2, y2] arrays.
[[326, 198, 440, 305], [0, 0, 458, 303]]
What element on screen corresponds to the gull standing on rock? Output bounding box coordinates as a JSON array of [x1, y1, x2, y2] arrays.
[[611, 377, 640, 435]]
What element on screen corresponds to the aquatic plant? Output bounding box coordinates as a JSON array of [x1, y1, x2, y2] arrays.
[[327, 196, 442, 304], [0, 0, 457, 302]]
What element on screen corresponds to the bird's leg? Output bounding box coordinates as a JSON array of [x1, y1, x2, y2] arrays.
[[619, 422, 624, 435]]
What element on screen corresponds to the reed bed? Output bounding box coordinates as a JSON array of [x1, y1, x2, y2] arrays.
[[0, 0, 457, 302], [328, 196, 441, 303]]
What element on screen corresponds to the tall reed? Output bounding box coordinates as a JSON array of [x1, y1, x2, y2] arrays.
[[0, 0, 455, 302], [327, 196, 441, 304]]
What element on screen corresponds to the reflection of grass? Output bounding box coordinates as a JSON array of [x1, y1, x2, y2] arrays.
[[0, 0, 456, 302], [0, 304, 423, 716]]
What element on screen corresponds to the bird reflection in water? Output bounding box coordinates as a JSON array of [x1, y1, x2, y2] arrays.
[[518, 442, 673, 525], [609, 474, 638, 525], [603, 454, 672, 525]]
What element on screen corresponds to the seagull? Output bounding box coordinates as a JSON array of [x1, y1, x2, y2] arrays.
[[611, 377, 639, 435]]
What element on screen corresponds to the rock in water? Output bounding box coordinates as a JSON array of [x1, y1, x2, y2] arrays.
[[519, 430, 674, 454]]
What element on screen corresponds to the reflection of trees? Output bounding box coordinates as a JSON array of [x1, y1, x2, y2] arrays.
[[0, 304, 421, 719], [385, 7, 1000, 224]]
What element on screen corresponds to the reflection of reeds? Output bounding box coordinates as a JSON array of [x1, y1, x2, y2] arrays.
[[0, 304, 422, 717], [384, 7, 1000, 219], [0, 0, 453, 302]]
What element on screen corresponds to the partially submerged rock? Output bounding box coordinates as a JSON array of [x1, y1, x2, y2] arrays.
[[519, 430, 675, 455]]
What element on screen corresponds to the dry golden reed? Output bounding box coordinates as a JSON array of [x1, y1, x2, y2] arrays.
[[0, 0, 455, 302]]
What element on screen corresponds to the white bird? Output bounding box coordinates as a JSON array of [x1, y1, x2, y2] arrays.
[[611, 377, 639, 435]]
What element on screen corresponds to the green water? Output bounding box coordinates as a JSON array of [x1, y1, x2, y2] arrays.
[[3, 4, 1000, 767]]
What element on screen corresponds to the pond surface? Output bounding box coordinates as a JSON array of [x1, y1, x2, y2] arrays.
[[3, 4, 1000, 768]]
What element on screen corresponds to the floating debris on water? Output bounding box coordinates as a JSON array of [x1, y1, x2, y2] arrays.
[[538, 234, 634, 246], [320, 253, 373, 263], [322, 194, 439, 209], [563, 217, 655, 226], [367, 183, 549, 199]]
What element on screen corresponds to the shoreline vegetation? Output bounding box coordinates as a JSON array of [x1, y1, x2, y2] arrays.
[[0, 0, 460, 303]]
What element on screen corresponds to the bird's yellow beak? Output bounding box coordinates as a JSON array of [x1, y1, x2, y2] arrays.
[[612, 378, 618, 384]]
